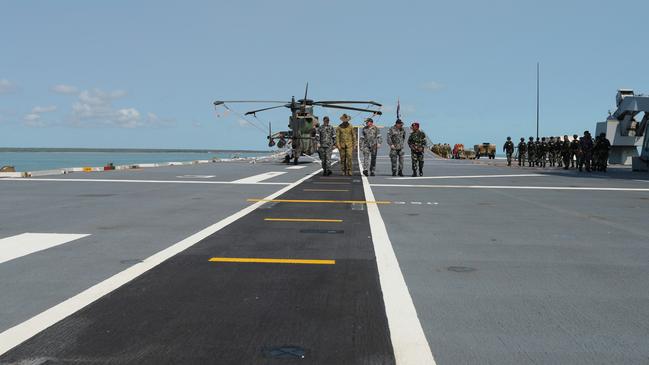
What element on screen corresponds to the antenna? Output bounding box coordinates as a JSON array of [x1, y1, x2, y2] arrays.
[[536, 62, 540, 139]]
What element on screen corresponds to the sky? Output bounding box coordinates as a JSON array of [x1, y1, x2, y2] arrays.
[[1, 0, 648, 150]]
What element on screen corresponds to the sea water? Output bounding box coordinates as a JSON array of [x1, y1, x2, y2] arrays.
[[0, 151, 270, 172]]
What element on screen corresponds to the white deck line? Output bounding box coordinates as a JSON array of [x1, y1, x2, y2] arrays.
[[230, 171, 287, 183], [286, 165, 307, 170], [390, 173, 547, 180], [0, 233, 90, 265], [0, 178, 290, 186], [0, 167, 322, 356], [370, 183, 649, 192], [357, 144, 436, 364]]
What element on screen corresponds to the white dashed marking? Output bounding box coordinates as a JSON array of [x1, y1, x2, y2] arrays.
[[176, 175, 215, 179], [230, 171, 287, 183]]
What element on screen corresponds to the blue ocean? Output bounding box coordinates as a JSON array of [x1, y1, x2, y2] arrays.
[[0, 150, 271, 172]]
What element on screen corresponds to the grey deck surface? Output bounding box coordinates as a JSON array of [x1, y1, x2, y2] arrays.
[[369, 137, 649, 364], [1, 141, 649, 364]]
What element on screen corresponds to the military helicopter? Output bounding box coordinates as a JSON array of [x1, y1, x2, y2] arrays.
[[214, 84, 382, 164]]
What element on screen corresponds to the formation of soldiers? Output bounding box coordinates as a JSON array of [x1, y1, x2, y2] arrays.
[[315, 115, 428, 177], [430, 143, 452, 158], [504, 131, 612, 172]]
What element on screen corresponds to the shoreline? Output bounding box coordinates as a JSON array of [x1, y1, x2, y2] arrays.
[[0, 147, 271, 153], [0, 151, 285, 178]]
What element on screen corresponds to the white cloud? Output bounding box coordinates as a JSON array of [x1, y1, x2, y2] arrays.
[[22, 105, 58, 127], [23, 113, 46, 127], [420, 81, 446, 92], [24, 113, 40, 122], [237, 119, 251, 127], [68, 88, 171, 128], [32, 105, 57, 113], [0, 79, 17, 94], [50, 84, 79, 94]]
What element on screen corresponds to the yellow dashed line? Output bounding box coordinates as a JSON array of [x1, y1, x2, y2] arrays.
[[303, 189, 350, 192], [312, 182, 351, 185], [209, 257, 336, 265], [264, 218, 343, 223], [248, 199, 391, 204]]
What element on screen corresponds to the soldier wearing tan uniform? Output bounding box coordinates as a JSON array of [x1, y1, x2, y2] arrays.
[[336, 114, 355, 176]]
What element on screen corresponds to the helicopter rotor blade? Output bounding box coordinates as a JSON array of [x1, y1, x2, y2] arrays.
[[314, 101, 382, 107], [317, 104, 383, 115], [214, 100, 290, 106], [243, 104, 290, 115]]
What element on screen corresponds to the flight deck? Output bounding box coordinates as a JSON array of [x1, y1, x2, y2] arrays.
[[1, 141, 649, 364]]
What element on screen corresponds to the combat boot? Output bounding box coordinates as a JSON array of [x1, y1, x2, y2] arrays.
[[363, 170, 368, 176], [412, 171, 417, 177], [398, 170, 403, 177], [419, 161, 424, 176], [370, 172, 375, 176], [392, 171, 396, 176]]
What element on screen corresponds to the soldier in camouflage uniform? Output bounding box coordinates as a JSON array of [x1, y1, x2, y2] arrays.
[[533, 137, 540, 167], [547, 137, 556, 167], [360, 118, 382, 176], [595, 132, 611, 172], [527, 137, 536, 167], [569, 134, 580, 168], [315, 116, 336, 176], [555, 137, 563, 167], [503, 137, 515, 166], [408, 122, 427, 176], [336, 114, 355, 176], [387, 119, 406, 176], [538, 137, 548, 168], [561, 135, 571, 170], [517, 137, 527, 166], [578, 131, 594, 172]]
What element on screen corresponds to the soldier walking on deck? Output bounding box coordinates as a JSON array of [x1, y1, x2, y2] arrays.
[[316, 116, 336, 176], [503, 137, 515, 166], [561, 135, 571, 170], [578, 131, 594, 172], [548, 137, 556, 167], [360, 118, 382, 176], [595, 132, 611, 172], [569, 134, 580, 169], [387, 119, 406, 176], [555, 137, 564, 167], [538, 137, 548, 168], [527, 137, 536, 167], [408, 122, 427, 176], [517, 137, 527, 166], [336, 114, 355, 176]]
